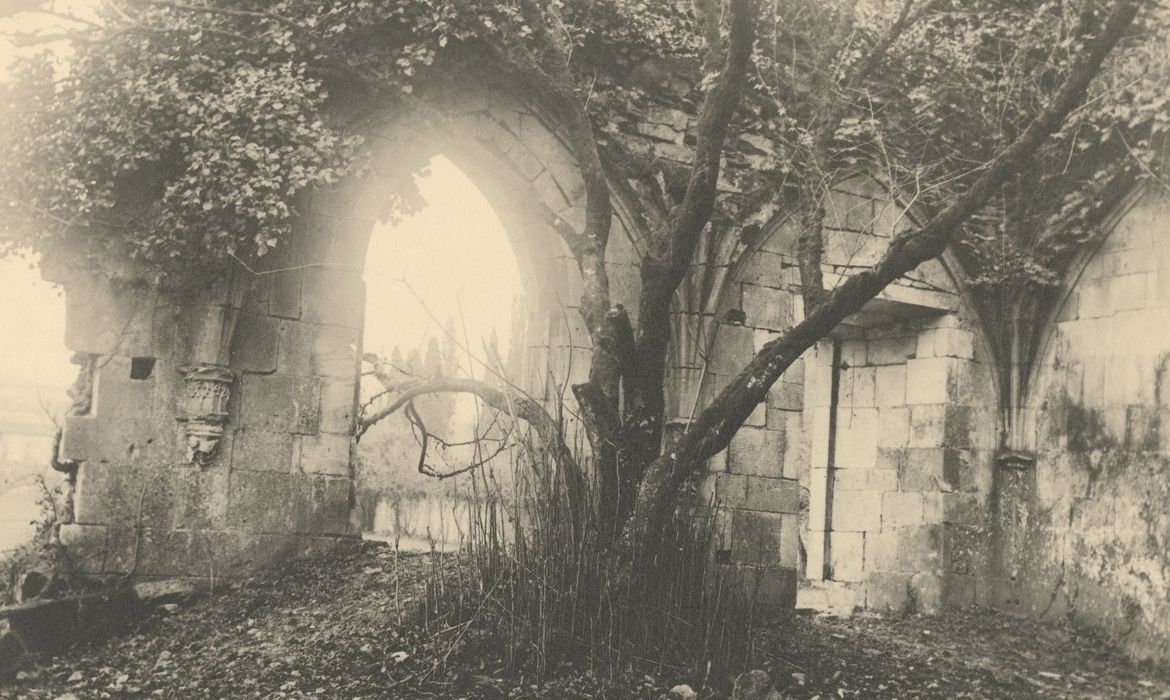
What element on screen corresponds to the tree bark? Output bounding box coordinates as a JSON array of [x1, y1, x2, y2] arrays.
[[625, 0, 1139, 554]]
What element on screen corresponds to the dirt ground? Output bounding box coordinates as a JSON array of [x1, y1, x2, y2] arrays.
[[3, 543, 1169, 699]]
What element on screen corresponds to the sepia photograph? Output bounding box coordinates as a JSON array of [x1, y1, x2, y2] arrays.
[[0, 0, 1168, 697]]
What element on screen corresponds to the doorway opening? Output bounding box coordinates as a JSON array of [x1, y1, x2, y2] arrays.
[[356, 154, 524, 550]]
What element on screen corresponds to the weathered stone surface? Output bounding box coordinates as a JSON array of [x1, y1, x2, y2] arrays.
[[231, 314, 280, 374], [231, 429, 296, 473], [731, 670, 783, 700], [716, 473, 800, 513], [60, 416, 152, 465], [311, 324, 361, 380], [319, 378, 357, 434], [830, 490, 881, 532], [297, 433, 351, 477], [730, 509, 785, 565], [834, 407, 877, 469], [829, 531, 865, 582], [132, 579, 197, 604], [881, 492, 924, 528], [905, 358, 952, 404], [57, 524, 108, 574], [865, 571, 912, 611], [227, 470, 351, 535], [238, 373, 320, 434], [742, 284, 792, 330], [727, 427, 785, 478]]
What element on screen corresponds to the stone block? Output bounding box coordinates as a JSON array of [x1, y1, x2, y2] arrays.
[[809, 407, 831, 470], [729, 565, 798, 608], [276, 320, 313, 376], [58, 523, 108, 574], [778, 412, 805, 479], [833, 469, 869, 490], [882, 492, 924, 528], [834, 407, 877, 469], [231, 314, 280, 374], [898, 448, 943, 491], [942, 493, 985, 525], [933, 328, 975, 359], [909, 572, 943, 613], [730, 509, 784, 565], [942, 523, 992, 576], [744, 400, 767, 427], [767, 379, 804, 412], [908, 405, 946, 447], [841, 339, 867, 368], [239, 373, 321, 434], [1110, 272, 1150, 312], [796, 579, 862, 613], [867, 336, 915, 365], [301, 268, 365, 329], [840, 367, 876, 408], [867, 525, 941, 573], [941, 448, 970, 490], [227, 471, 351, 535], [874, 365, 906, 406], [876, 407, 910, 448], [710, 323, 755, 375], [944, 405, 977, 448], [868, 469, 898, 491], [941, 574, 977, 609], [905, 357, 952, 404], [311, 325, 360, 381], [269, 269, 302, 319], [319, 378, 357, 434], [1077, 278, 1111, 318], [830, 490, 881, 532], [231, 428, 295, 473], [61, 415, 153, 465], [829, 531, 865, 582], [915, 328, 937, 358], [727, 427, 785, 478], [716, 473, 800, 513], [806, 364, 833, 407], [865, 571, 912, 611], [738, 250, 787, 288], [104, 527, 200, 577], [93, 357, 155, 421], [240, 277, 269, 319], [169, 466, 231, 530], [741, 284, 793, 330], [298, 433, 351, 477]]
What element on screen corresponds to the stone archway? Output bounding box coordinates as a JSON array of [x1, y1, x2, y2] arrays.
[[50, 75, 649, 581]]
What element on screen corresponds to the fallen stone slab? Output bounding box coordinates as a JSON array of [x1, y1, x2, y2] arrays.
[[131, 579, 198, 605], [0, 589, 136, 664]]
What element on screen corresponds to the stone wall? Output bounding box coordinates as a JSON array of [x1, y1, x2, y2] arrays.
[[683, 178, 999, 612], [1009, 188, 1170, 661], [50, 64, 1170, 666], [46, 76, 610, 583]]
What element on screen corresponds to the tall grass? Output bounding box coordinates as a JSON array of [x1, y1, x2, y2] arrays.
[[421, 416, 761, 691]]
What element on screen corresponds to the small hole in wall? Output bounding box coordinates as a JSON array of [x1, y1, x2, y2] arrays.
[[724, 308, 747, 325], [130, 357, 155, 380], [715, 548, 732, 564]]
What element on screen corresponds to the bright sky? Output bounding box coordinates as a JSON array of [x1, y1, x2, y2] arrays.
[[363, 155, 523, 374], [0, 252, 72, 390]]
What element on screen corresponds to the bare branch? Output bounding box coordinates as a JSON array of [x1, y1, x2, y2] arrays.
[[360, 361, 588, 542], [795, 0, 941, 313], [630, 0, 1141, 553]]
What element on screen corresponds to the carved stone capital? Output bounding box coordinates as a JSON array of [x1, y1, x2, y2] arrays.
[[179, 365, 235, 465]]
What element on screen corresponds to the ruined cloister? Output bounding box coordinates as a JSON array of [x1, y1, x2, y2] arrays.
[[19, 63, 1167, 668]]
